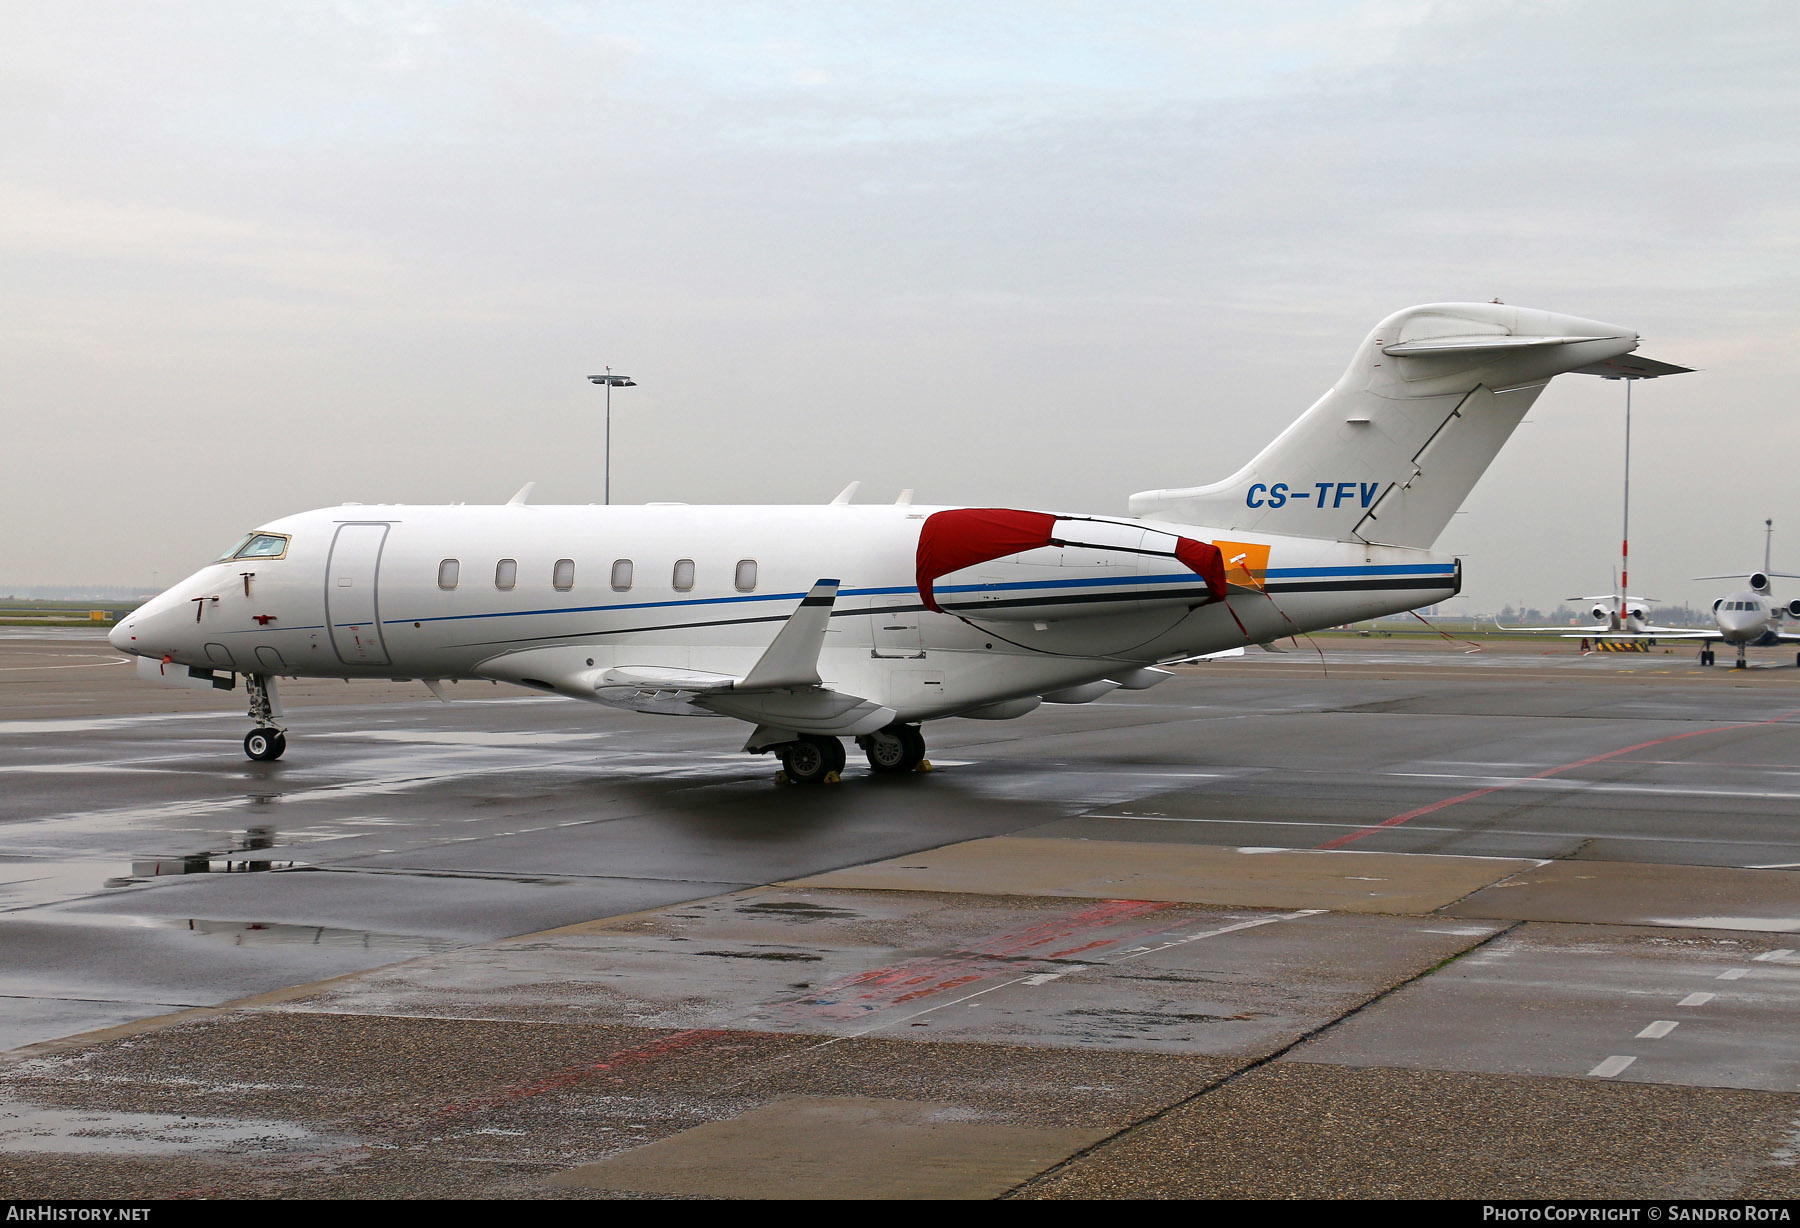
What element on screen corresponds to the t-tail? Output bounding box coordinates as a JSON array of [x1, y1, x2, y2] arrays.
[[1129, 302, 1683, 548]]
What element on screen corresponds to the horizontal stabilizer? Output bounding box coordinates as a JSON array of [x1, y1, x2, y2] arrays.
[[1569, 354, 1693, 379], [1381, 334, 1596, 356]]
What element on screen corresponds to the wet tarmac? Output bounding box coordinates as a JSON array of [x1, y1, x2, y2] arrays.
[[2, 631, 1798, 1198]]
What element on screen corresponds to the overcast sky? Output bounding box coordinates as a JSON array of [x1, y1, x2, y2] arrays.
[[4, 1, 1796, 610]]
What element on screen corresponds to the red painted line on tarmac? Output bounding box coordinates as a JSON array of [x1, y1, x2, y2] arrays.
[[1318, 706, 1800, 851], [429, 1027, 734, 1122], [789, 899, 1175, 1019]]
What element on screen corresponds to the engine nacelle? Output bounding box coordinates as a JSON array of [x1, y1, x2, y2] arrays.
[[1628, 606, 1647, 623], [1787, 599, 1800, 621], [1590, 604, 1609, 623], [1750, 571, 1771, 593], [918, 511, 1224, 623]]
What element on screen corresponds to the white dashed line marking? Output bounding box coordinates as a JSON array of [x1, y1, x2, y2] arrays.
[[1589, 1055, 1637, 1078], [1636, 1020, 1679, 1039], [1718, 969, 1749, 980], [1678, 992, 1716, 1007], [1753, 949, 1794, 962], [1021, 973, 1063, 986]]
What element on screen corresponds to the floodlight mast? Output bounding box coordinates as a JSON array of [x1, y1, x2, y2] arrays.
[[1600, 362, 1687, 623], [586, 368, 637, 505]]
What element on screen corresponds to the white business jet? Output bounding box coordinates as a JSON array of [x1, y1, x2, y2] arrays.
[[111, 303, 1673, 781], [1568, 522, 1800, 668]]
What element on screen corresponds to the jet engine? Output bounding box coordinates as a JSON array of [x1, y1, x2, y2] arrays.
[[1787, 599, 1800, 620], [1751, 572, 1771, 593], [1628, 605, 1647, 623], [1590, 604, 1609, 623]]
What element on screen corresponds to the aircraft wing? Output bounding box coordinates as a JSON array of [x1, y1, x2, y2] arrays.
[[473, 579, 898, 736], [1559, 629, 1715, 640]]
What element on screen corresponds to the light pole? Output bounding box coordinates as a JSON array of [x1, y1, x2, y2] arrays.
[[587, 367, 636, 505]]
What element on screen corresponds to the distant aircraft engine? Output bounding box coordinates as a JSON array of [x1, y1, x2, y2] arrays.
[[1590, 604, 1609, 622], [1787, 599, 1800, 620], [1628, 606, 1647, 622], [1750, 572, 1771, 593], [1713, 598, 1724, 613]]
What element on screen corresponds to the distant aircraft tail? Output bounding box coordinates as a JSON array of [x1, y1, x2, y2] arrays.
[[1129, 303, 1654, 549]]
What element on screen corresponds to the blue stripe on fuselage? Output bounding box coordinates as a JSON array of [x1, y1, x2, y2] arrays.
[[375, 564, 1457, 627]]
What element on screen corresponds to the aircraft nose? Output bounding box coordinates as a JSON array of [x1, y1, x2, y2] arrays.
[[107, 619, 134, 654]]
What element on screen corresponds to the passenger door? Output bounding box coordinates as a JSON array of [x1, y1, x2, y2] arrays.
[[326, 523, 391, 666]]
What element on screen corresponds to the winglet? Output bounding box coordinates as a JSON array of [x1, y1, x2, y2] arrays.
[[739, 580, 840, 690], [829, 482, 860, 506], [507, 482, 535, 506]]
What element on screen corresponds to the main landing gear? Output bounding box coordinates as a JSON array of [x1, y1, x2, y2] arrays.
[[776, 734, 846, 785], [769, 723, 931, 784], [1700, 648, 1715, 666], [242, 673, 287, 762], [857, 724, 928, 775]]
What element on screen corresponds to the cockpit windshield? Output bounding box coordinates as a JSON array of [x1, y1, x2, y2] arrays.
[[215, 532, 291, 562]]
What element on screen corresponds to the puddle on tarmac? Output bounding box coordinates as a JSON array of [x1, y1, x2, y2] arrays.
[[0, 826, 329, 911], [0, 1103, 338, 1156], [26, 911, 458, 953], [81, 825, 307, 893], [736, 900, 865, 921], [311, 730, 608, 746]]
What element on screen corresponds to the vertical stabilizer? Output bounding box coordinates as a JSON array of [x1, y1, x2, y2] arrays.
[[1128, 303, 1641, 548]]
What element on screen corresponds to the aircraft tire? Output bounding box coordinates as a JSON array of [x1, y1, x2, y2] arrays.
[[898, 725, 926, 771], [863, 728, 913, 774], [244, 728, 286, 762], [780, 736, 842, 785]]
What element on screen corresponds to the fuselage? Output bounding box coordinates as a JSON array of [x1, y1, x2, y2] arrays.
[[111, 502, 1458, 722], [1712, 589, 1790, 646]]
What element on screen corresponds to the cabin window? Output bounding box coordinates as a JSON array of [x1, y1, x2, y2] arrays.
[[495, 559, 518, 590], [437, 559, 460, 590], [673, 559, 695, 592], [611, 559, 633, 591], [553, 559, 576, 591], [735, 559, 758, 592]]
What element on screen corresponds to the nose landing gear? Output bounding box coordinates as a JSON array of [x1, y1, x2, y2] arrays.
[[244, 728, 286, 761], [243, 673, 288, 762]]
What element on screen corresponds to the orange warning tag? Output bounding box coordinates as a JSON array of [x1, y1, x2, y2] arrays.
[[1211, 540, 1271, 590]]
